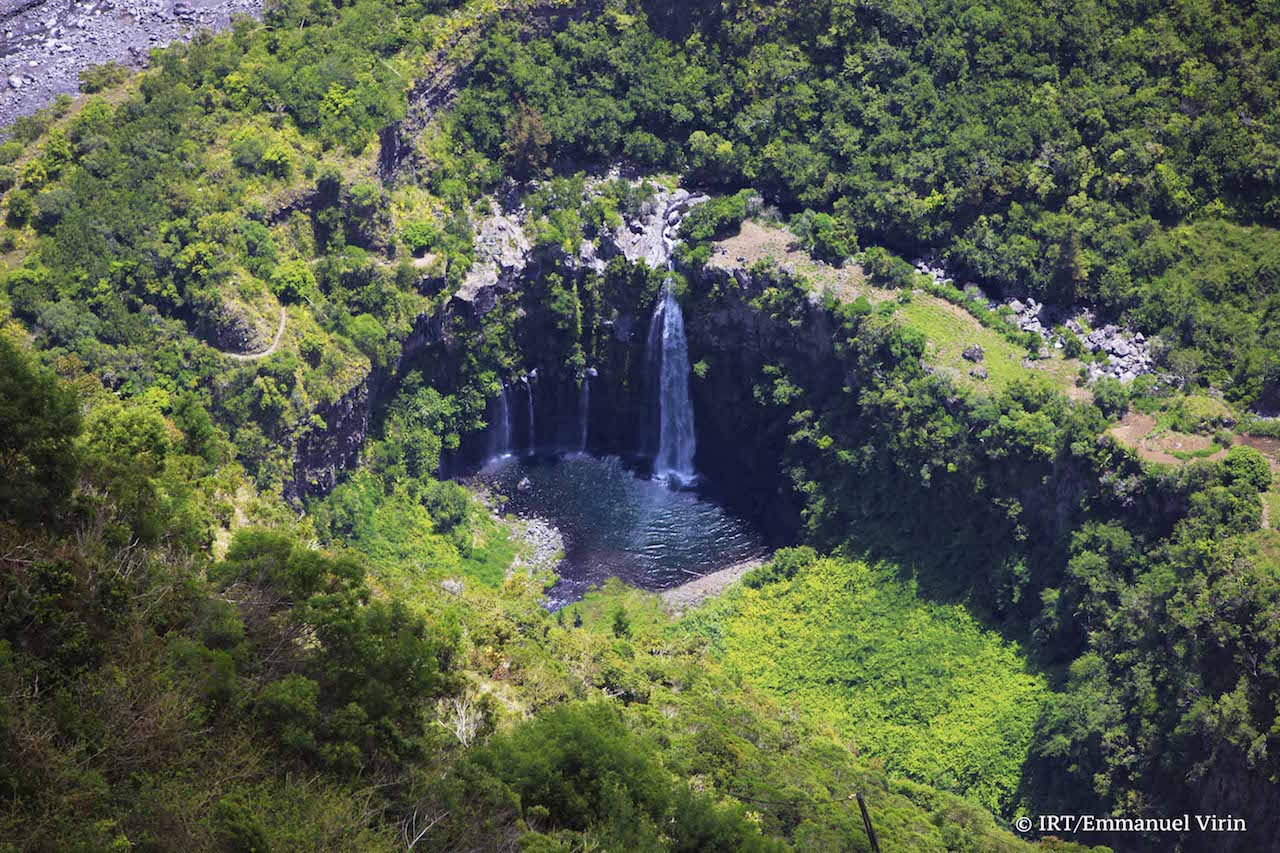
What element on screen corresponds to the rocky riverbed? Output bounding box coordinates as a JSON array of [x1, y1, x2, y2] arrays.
[[0, 0, 262, 126]]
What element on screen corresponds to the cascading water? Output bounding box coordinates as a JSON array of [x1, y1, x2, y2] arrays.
[[487, 384, 512, 461], [577, 372, 592, 454], [647, 285, 697, 482], [524, 374, 536, 454]]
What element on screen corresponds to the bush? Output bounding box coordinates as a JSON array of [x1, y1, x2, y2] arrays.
[[401, 221, 437, 255], [269, 260, 315, 303], [1224, 445, 1271, 493], [6, 189, 34, 226], [261, 143, 293, 179], [258, 674, 319, 755], [466, 702, 780, 850], [744, 546, 817, 588], [791, 209, 856, 264], [0, 335, 82, 524], [79, 62, 130, 94], [678, 189, 758, 244], [231, 132, 268, 173], [1092, 377, 1130, 418], [211, 795, 272, 853]]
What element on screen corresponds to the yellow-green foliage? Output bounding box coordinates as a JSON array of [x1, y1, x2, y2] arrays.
[[314, 470, 515, 589], [892, 298, 1077, 395], [692, 556, 1048, 813]]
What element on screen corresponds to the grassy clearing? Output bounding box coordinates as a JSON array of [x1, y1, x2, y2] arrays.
[[679, 555, 1048, 814], [712, 220, 1083, 397]]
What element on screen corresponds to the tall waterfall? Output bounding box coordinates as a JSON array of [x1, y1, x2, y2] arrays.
[[577, 373, 591, 454], [646, 286, 696, 481], [488, 384, 513, 460]]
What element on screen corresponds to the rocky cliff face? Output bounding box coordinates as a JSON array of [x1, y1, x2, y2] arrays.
[[286, 176, 725, 498], [686, 262, 834, 366], [285, 292, 454, 501], [597, 184, 708, 269]]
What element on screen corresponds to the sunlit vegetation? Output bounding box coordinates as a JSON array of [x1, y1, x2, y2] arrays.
[[1, 0, 1278, 848]]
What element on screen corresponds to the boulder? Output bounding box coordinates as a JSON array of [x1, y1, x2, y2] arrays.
[[962, 344, 984, 363]]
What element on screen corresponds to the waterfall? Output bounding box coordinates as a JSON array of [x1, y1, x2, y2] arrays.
[[487, 384, 513, 460], [647, 285, 696, 482], [644, 299, 664, 457], [524, 376, 536, 454], [577, 373, 591, 454]]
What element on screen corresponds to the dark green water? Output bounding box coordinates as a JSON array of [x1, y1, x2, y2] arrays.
[[477, 454, 767, 607]]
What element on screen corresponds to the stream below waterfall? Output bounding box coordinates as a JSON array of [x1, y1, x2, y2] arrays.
[[476, 454, 767, 609]]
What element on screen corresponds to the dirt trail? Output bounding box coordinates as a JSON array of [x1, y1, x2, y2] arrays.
[[220, 306, 286, 361]]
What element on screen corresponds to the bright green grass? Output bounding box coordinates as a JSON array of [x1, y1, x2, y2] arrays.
[[894, 297, 1079, 396], [686, 556, 1048, 813], [1264, 488, 1280, 531]]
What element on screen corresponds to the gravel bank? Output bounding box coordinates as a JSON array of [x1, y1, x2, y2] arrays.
[[660, 556, 768, 615], [1, 0, 262, 126]]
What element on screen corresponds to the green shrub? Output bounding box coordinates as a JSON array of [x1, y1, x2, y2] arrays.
[[678, 189, 757, 244], [269, 260, 315, 303], [744, 546, 817, 588], [791, 209, 856, 264], [6, 189, 34, 226], [1091, 377, 1130, 418], [211, 795, 272, 853], [401, 221, 438, 255], [79, 62, 130, 94], [258, 675, 320, 755], [0, 335, 82, 524]]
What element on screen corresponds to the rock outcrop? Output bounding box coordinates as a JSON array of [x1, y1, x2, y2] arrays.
[[455, 203, 531, 310], [599, 184, 709, 269], [200, 293, 275, 355]]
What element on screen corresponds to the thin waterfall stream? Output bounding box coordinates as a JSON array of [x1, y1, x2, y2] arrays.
[[577, 373, 591, 454], [525, 376, 536, 453], [487, 384, 513, 461]]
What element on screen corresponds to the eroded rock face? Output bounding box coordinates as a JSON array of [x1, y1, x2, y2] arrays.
[[686, 262, 834, 368], [287, 298, 451, 500], [455, 204, 531, 314], [599, 185, 708, 269], [287, 179, 718, 500], [202, 297, 272, 354], [288, 376, 371, 499]]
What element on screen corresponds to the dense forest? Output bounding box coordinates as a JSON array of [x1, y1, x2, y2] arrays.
[[1, 0, 1279, 850]]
